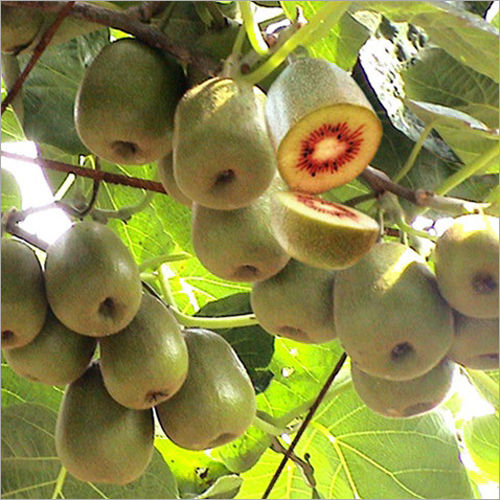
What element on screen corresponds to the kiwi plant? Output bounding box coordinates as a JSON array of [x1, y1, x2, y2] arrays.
[[1, 1, 498, 492]]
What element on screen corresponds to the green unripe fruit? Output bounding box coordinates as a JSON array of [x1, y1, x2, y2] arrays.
[[335, 242, 454, 380], [157, 154, 192, 207], [3, 310, 96, 386], [192, 178, 290, 282], [45, 221, 142, 336], [448, 313, 499, 370], [1, 238, 47, 349], [100, 292, 189, 409], [434, 214, 499, 319], [75, 38, 186, 165], [352, 359, 456, 418], [251, 259, 336, 343], [1, 5, 44, 54], [155, 328, 256, 450], [173, 78, 277, 210], [55, 363, 154, 484]]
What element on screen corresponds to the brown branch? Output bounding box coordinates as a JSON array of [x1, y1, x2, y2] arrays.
[[1, 1, 76, 115], [2, 1, 220, 76], [262, 352, 348, 499], [2, 151, 167, 194], [360, 166, 489, 216]]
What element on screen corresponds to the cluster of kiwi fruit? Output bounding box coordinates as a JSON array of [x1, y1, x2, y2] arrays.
[[3, 14, 499, 484], [1, 223, 256, 485]]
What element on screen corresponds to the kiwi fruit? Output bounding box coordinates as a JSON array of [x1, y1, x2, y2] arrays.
[[270, 191, 379, 270], [352, 358, 456, 418], [335, 242, 454, 381], [1, 238, 47, 350], [75, 38, 186, 165], [173, 77, 277, 210], [1, 5, 44, 54], [434, 214, 499, 319], [3, 310, 96, 386], [448, 313, 499, 370], [157, 154, 192, 207], [192, 178, 290, 282], [265, 58, 382, 193], [251, 259, 336, 343]]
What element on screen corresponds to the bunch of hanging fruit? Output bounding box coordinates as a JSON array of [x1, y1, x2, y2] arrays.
[[2, 34, 498, 486]]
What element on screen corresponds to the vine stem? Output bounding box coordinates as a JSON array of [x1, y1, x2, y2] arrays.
[[1, 1, 76, 115], [240, 2, 350, 84], [2, 1, 220, 75], [51, 466, 67, 499], [262, 351, 348, 499], [1, 151, 166, 193], [158, 265, 259, 329], [240, 1, 269, 56]]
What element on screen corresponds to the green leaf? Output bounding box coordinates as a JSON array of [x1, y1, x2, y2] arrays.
[[19, 30, 109, 155], [357, 1, 499, 82], [1, 363, 63, 413], [466, 369, 499, 412], [155, 437, 232, 498], [195, 293, 275, 393], [281, 3, 370, 70], [402, 47, 499, 129], [1, 403, 179, 499], [406, 100, 499, 174], [195, 474, 242, 499], [1, 169, 22, 212], [238, 383, 474, 499], [463, 413, 499, 482]]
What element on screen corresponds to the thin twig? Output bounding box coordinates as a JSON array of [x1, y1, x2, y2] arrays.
[[2, 1, 220, 75], [262, 352, 348, 499], [1, 1, 76, 115], [1, 151, 167, 194], [76, 157, 101, 218]]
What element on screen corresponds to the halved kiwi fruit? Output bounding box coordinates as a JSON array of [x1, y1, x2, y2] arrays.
[[270, 191, 379, 270], [265, 58, 382, 194], [434, 214, 499, 319], [352, 358, 456, 418], [448, 312, 499, 370]]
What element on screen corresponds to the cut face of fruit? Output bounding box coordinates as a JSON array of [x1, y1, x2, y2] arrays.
[[434, 214, 499, 319], [449, 313, 499, 370], [335, 242, 454, 381], [270, 191, 379, 270], [352, 359, 456, 418], [266, 58, 382, 193]]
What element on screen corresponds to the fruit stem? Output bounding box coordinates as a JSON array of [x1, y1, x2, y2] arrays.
[[393, 120, 436, 183], [91, 190, 155, 222], [51, 466, 67, 499], [158, 264, 259, 329], [240, 1, 269, 56], [434, 144, 499, 196], [139, 252, 191, 272], [253, 414, 288, 436], [240, 2, 350, 85]]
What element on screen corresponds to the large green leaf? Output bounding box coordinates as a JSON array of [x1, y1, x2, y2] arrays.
[[1, 363, 63, 413], [356, 1, 499, 82], [155, 437, 233, 498], [238, 383, 475, 499], [19, 30, 109, 155], [1, 403, 179, 499], [1, 169, 22, 212], [463, 413, 499, 483], [402, 47, 499, 129], [466, 369, 499, 412], [281, 3, 370, 70]]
